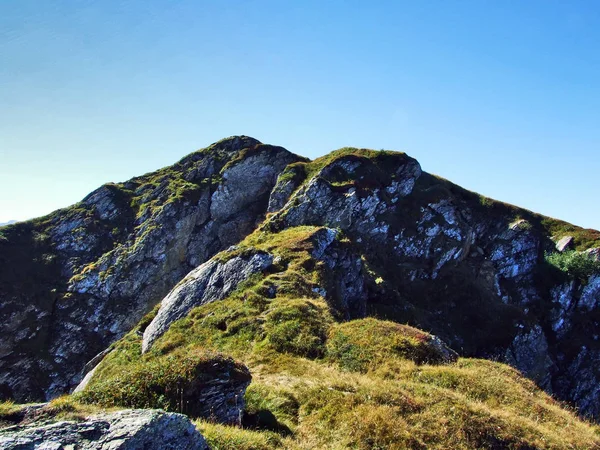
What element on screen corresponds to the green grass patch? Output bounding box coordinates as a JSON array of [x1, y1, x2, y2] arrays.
[[327, 318, 455, 372], [0, 400, 23, 424], [195, 420, 283, 450], [542, 218, 600, 251], [545, 250, 600, 281], [265, 298, 332, 358]]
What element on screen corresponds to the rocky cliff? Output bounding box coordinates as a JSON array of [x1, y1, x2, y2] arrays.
[[1, 136, 600, 448], [263, 147, 600, 418], [0, 136, 303, 401]]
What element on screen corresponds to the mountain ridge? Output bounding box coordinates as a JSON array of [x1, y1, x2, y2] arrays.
[[1, 136, 600, 448]]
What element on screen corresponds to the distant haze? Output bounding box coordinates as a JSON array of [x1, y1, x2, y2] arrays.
[[0, 221, 17, 227]]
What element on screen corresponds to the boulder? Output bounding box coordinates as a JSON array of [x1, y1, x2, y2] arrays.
[[555, 235, 575, 252], [0, 409, 208, 450]]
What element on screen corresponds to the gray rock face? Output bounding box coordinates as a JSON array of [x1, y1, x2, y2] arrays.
[[310, 228, 369, 320], [505, 325, 554, 390], [0, 409, 208, 450], [555, 235, 575, 252], [142, 250, 274, 352], [184, 361, 251, 425], [277, 155, 422, 236], [267, 169, 306, 213], [547, 272, 600, 416], [561, 347, 600, 420], [489, 220, 539, 284], [267, 178, 299, 213], [263, 153, 600, 419], [0, 136, 301, 402]]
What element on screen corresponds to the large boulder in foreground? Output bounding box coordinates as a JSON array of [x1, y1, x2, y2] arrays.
[[0, 409, 208, 450]]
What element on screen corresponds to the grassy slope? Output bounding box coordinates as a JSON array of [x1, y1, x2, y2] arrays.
[[71, 226, 600, 449]]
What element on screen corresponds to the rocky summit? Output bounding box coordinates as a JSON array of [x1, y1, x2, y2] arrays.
[[1, 136, 600, 449]]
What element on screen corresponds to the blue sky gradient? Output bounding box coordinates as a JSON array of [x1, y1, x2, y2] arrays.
[[1, 0, 599, 228]]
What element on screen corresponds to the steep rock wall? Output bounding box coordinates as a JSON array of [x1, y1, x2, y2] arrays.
[[265, 150, 600, 418], [0, 136, 302, 401]]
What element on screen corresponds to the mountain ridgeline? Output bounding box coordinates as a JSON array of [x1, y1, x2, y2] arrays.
[[1, 136, 600, 449]]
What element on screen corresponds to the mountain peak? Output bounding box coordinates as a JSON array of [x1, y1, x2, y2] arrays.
[[209, 135, 262, 153], [1, 137, 600, 448]]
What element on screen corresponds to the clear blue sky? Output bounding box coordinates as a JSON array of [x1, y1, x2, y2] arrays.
[[1, 0, 599, 229]]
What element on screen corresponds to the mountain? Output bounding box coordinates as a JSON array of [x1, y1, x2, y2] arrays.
[[0, 221, 17, 227], [1, 136, 599, 448]]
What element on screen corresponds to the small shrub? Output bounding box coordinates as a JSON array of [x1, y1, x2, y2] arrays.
[[47, 395, 78, 414], [276, 163, 306, 186], [545, 250, 600, 281], [0, 400, 21, 421]]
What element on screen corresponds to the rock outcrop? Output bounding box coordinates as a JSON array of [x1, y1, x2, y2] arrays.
[[262, 149, 600, 418], [140, 227, 368, 354], [308, 227, 369, 320], [0, 409, 208, 450], [143, 250, 274, 352]]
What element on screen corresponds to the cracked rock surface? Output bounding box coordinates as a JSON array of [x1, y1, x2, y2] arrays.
[[0, 409, 208, 450]]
